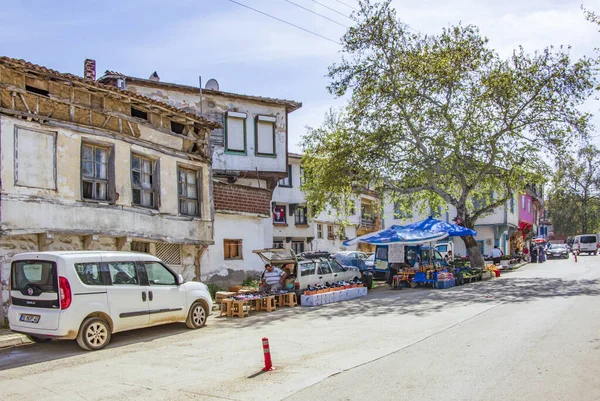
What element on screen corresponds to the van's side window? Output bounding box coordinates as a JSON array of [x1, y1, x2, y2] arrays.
[[300, 262, 316, 276], [145, 262, 176, 285], [108, 262, 139, 285], [74, 263, 103, 285], [318, 262, 332, 275]]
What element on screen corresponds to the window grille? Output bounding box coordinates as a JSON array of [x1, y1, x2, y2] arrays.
[[155, 243, 182, 266]]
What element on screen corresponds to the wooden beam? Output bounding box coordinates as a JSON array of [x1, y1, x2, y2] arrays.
[[37, 232, 53, 251], [82, 234, 99, 250], [115, 236, 131, 250]]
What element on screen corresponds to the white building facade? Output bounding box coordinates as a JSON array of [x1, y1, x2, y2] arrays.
[[99, 72, 301, 284], [0, 58, 217, 320]]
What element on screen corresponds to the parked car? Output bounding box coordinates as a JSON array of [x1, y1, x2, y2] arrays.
[[546, 244, 569, 259], [332, 251, 373, 274], [364, 254, 375, 269], [434, 242, 454, 259], [253, 249, 361, 292], [8, 251, 213, 351], [572, 234, 599, 255]]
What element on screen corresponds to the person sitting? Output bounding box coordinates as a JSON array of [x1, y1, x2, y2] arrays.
[[259, 264, 287, 292], [488, 246, 503, 265]]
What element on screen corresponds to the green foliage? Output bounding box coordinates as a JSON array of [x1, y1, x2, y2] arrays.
[[301, 0, 596, 267], [548, 145, 600, 235], [206, 283, 224, 301], [241, 276, 260, 288]]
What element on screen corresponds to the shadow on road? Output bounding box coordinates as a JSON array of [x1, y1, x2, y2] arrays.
[[216, 275, 600, 329], [2, 272, 598, 371], [0, 323, 190, 372]]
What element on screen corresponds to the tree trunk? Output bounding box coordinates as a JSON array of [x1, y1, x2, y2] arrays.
[[461, 235, 485, 269]]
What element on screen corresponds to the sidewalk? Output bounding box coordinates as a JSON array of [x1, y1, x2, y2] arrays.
[[0, 328, 30, 349]]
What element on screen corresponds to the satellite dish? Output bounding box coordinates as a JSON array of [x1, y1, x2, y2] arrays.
[[205, 78, 220, 91]]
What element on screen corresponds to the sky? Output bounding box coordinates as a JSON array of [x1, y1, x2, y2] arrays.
[[1, 0, 599, 152]]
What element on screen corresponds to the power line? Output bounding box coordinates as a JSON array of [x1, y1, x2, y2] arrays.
[[333, 0, 358, 11], [227, 0, 341, 45], [306, 0, 352, 20], [282, 0, 349, 28], [283, 0, 349, 28]]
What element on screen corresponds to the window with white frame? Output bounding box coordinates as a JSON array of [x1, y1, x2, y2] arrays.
[[178, 167, 200, 216], [225, 111, 247, 153], [278, 165, 292, 187], [527, 199, 532, 213], [317, 224, 323, 239], [273, 205, 287, 224], [295, 206, 308, 225], [521, 195, 525, 209], [292, 241, 305, 254], [132, 154, 158, 208], [82, 143, 111, 201], [327, 224, 335, 240], [256, 115, 276, 156]]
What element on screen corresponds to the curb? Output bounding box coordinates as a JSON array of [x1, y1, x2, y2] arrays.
[[0, 333, 31, 349]]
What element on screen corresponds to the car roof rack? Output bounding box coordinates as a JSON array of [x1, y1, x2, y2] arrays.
[[297, 251, 331, 261]]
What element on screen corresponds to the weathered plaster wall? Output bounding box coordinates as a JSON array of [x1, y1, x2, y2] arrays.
[[127, 85, 288, 173], [200, 213, 270, 286], [0, 116, 212, 243]]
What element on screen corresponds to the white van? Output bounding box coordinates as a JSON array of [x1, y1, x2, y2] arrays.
[[8, 251, 213, 350], [573, 234, 599, 255]]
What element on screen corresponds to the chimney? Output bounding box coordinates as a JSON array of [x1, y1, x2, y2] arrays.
[[84, 59, 96, 81], [149, 71, 160, 82]]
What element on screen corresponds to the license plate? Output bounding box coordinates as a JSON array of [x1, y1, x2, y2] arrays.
[[19, 314, 40, 323], [553, 253, 560, 256]]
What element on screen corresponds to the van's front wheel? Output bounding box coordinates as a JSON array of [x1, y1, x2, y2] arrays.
[[186, 302, 207, 329], [77, 317, 111, 351]]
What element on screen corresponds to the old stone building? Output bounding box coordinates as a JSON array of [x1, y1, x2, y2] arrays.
[[98, 70, 301, 284], [0, 57, 219, 320]]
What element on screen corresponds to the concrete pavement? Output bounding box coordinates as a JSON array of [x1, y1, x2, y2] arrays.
[[0, 257, 598, 401]]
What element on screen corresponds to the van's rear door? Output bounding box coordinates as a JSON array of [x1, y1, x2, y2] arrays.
[[10, 259, 60, 330]]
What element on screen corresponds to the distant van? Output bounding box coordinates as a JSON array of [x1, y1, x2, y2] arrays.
[[573, 234, 599, 255], [8, 251, 213, 350]]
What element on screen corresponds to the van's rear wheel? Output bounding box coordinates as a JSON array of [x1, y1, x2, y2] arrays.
[[77, 317, 111, 351], [186, 302, 207, 329], [27, 335, 51, 343]]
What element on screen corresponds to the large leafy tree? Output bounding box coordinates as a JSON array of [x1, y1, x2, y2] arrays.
[[548, 145, 600, 236], [301, 0, 596, 268]]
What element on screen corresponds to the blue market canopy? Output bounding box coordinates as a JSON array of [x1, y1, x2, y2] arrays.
[[343, 225, 448, 246], [404, 217, 477, 237]]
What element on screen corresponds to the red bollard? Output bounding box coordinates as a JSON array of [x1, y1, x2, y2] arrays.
[[262, 337, 276, 371]]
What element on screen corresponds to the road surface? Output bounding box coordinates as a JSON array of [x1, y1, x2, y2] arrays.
[[1, 256, 598, 401]]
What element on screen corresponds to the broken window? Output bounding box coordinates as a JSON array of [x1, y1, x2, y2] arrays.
[[224, 239, 243, 260], [132, 154, 158, 208], [225, 111, 247, 153], [131, 106, 148, 121], [171, 121, 185, 135], [82, 144, 110, 201], [178, 167, 200, 216], [25, 85, 49, 97], [256, 115, 276, 156], [131, 241, 150, 253]]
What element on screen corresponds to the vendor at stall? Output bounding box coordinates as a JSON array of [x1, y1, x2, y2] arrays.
[[259, 264, 287, 291]]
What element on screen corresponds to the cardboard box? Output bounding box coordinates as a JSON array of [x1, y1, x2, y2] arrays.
[[313, 294, 323, 306], [300, 294, 313, 307], [357, 287, 368, 297], [322, 293, 331, 304], [330, 291, 340, 303]]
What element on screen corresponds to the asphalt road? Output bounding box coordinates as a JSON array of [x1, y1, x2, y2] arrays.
[[1, 257, 598, 401]]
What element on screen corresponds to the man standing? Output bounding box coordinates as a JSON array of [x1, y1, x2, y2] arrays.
[[489, 246, 503, 265], [260, 264, 287, 292]]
